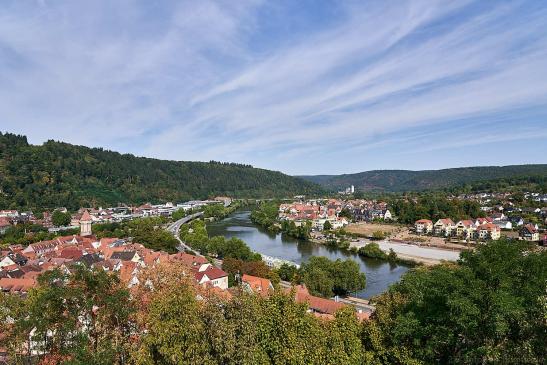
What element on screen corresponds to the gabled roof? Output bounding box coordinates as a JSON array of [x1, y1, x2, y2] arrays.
[[195, 266, 227, 282], [457, 220, 474, 227], [0, 217, 11, 228], [0, 278, 36, 293], [521, 224, 538, 234], [435, 218, 455, 225], [59, 247, 84, 260], [80, 210, 93, 222], [290, 284, 345, 315], [477, 223, 499, 232], [242, 274, 272, 297], [170, 252, 208, 268], [76, 253, 103, 267], [110, 251, 138, 261]]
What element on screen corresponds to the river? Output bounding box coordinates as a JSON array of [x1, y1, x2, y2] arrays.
[[207, 210, 410, 299]]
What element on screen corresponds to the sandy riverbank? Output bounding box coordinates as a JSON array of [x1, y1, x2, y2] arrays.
[[349, 239, 462, 265]]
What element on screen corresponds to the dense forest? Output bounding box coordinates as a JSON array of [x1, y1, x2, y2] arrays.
[[387, 194, 486, 224], [1, 240, 544, 364], [0, 132, 323, 210], [300, 165, 547, 192]]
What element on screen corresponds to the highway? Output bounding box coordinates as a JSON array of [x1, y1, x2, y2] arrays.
[[165, 211, 204, 254]]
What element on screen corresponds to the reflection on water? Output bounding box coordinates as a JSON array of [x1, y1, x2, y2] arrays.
[[207, 210, 410, 299]]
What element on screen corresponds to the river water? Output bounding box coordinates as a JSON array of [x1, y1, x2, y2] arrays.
[[207, 210, 410, 299]]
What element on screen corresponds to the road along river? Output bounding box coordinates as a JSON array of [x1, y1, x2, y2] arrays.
[[207, 210, 411, 299]]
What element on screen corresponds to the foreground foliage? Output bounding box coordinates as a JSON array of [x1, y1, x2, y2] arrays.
[[364, 240, 547, 364], [1, 240, 544, 364]]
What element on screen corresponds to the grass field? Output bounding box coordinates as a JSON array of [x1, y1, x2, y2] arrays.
[[346, 222, 401, 237]]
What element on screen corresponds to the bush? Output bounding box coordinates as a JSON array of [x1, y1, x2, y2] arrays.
[[371, 230, 386, 240], [358, 242, 387, 260], [388, 248, 397, 262]]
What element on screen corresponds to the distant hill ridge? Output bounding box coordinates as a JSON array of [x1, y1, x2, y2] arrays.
[[0, 132, 323, 210], [299, 165, 547, 192]]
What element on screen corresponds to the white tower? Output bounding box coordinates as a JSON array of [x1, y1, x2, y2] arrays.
[[80, 210, 93, 236]]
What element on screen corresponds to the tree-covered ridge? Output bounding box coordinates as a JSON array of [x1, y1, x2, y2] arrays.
[[0, 132, 323, 210], [300, 165, 547, 192]]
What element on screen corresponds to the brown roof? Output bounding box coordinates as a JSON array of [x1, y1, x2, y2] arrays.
[[0, 278, 36, 293], [478, 223, 499, 232], [521, 224, 538, 234], [195, 266, 227, 282], [170, 252, 208, 268], [242, 274, 272, 297], [0, 217, 11, 228], [290, 285, 346, 315]]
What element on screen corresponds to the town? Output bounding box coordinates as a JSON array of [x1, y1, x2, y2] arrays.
[[276, 192, 547, 245], [0, 203, 371, 321]]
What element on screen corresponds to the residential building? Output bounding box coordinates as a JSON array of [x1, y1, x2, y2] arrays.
[[520, 224, 540, 241], [195, 266, 229, 290], [455, 220, 476, 240], [434, 218, 455, 236], [0, 217, 12, 235], [414, 219, 433, 235], [241, 274, 273, 297], [476, 223, 501, 241]]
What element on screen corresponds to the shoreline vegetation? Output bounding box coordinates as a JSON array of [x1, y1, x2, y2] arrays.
[[250, 202, 422, 266], [179, 217, 367, 299]]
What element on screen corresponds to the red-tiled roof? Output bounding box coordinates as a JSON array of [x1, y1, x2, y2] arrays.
[[80, 210, 92, 222], [242, 274, 272, 297], [195, 266, 227, 282], [478, 223, 499, 232], [0, 277, 36, 292], [290, 285, 346, 315], [170, 252, 208, 268]]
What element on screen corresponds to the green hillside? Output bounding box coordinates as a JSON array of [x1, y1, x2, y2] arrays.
[[300, 165, 547, 192], [0, 132, 322, 210]]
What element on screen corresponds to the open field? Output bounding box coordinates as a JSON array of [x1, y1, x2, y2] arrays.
[[346, 222, 402, 237]]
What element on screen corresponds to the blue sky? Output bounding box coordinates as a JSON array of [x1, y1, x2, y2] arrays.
[[1, 0, 546, 175]]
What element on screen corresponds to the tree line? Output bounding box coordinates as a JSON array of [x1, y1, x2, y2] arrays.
[[387, 194, 486, 224], [0, 132, 323, 211]]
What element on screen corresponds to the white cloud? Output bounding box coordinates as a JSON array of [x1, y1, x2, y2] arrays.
[[0, 0, 546, 173]]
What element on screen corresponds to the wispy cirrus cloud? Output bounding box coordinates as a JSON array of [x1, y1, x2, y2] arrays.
[[0, 0, 546, 174]]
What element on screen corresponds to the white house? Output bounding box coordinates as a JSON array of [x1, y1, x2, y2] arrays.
[[195, 266, 229, 290], [415, 219, 433, 235]]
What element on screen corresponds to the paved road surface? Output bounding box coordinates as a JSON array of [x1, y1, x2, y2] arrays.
[[165, 211, 204, 254]]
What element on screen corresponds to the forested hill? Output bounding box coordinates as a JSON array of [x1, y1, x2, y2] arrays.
[[299, 165, 547, 192], [0, 133, 322, 210]]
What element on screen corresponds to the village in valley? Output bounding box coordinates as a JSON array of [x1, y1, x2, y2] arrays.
[[1, 188, 545, 305], [0, 197, 375, 337], [277, 191, 547, 245]]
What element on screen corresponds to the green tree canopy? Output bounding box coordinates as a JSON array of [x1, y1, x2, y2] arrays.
[[52, 210, 71, 227], [363, 239, 547, 364], [301, 256, 366, 297]]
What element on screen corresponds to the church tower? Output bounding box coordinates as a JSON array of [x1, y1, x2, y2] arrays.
[[80, 210, 93, 236]]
